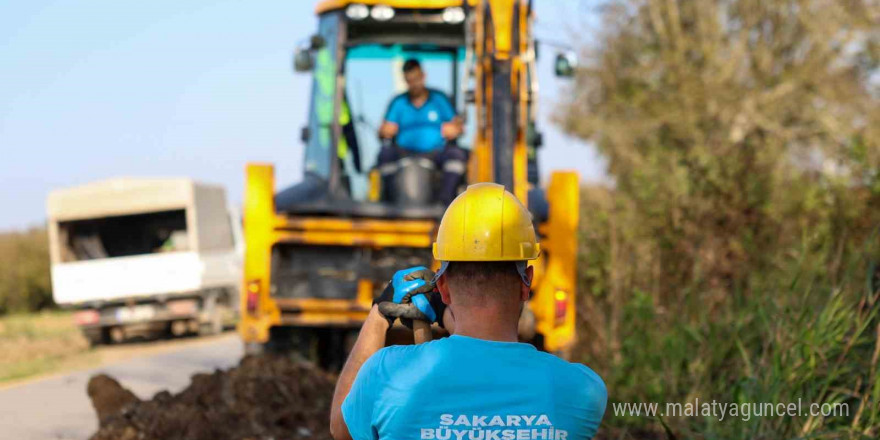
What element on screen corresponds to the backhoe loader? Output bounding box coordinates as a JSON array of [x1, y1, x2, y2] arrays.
[[239, 0, 580, 369]]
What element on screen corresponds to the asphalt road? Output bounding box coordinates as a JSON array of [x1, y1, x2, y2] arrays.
[[0, 333, 242, 440]]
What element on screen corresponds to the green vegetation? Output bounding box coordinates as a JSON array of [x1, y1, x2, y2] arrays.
[[0, 311, 92, 383], [564, 0, 879, 438], [0, 231, 94, 383], [0, 227, 53, 314]]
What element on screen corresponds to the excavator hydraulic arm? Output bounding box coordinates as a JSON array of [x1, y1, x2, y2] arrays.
[[468, 0, 533, 205]]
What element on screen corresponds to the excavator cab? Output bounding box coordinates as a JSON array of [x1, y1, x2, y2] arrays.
[[278, 5, 469, 214], [239, 1, 580, 370]]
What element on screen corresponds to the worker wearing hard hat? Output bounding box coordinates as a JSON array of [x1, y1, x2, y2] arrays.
[[329, 183, 607, 440]]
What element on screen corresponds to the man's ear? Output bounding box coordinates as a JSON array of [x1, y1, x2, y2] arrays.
[[520, 266, 534, 301], [437, 274, 452, 305]]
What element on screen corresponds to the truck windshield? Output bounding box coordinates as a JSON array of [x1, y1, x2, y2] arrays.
[[59, 210, 189, 262], [343, 44, 470, 200]]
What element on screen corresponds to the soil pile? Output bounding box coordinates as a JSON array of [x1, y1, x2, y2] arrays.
[[88, 355, 336, 440]]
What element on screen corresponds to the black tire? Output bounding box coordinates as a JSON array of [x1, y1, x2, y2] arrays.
[[82, 328, 107, 347], [198, 310, 224, 336]]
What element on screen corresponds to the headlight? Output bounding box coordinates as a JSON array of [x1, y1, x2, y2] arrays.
[[442, 6, 465, 24], [346, 4, 369, 20], [370, 4, 395, 21]]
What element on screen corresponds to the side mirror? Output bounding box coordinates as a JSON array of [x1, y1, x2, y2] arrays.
[[292, 34, 326, 73], [293, 48, 314, 72], [554, 52, 577, 78], [309, 35, 326, 50], [300, 126, 310, 143]]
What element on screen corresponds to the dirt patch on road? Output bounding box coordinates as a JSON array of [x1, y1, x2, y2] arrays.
[[88, 354, 335, 440]]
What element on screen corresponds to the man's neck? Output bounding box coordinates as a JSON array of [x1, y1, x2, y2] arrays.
[[450, 307, 520, 343], [408, 89, 428, 103]]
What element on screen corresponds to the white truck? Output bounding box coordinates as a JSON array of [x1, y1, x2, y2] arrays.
[[47, 178, 242, 344]]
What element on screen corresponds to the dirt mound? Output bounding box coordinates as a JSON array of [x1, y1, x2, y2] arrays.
[[87, 374, 140, 425], [88, 355, 336, 440]]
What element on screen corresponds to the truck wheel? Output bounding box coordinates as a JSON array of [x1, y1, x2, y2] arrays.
[[109, 326, 126, 344], [198, 310, 223, 336], [83, 328, 107, 347], [170, 320, 189, 337]]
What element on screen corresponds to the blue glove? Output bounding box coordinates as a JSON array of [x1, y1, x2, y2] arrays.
[[392, 266, 437, 323], [376, 266, 442, 325]]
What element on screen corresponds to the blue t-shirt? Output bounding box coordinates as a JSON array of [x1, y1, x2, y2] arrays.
[[384, 89, 456, 153], [342, 335, 607, 440]]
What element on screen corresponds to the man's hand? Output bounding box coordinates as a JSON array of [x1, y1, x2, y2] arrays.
[[392, 266, 434, 303], [399, 268, 444, 326], [379, 121, 399, 139], [441, 117, 463, 139], [376, 267, 447, 327]]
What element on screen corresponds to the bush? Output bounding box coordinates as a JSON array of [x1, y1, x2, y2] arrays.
[[561, 0, 880, 438], [0, 228, 53, 314], [577, 185, 879, 439]]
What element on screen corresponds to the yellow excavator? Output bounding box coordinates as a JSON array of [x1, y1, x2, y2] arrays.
[[239, 0, 580, 369]]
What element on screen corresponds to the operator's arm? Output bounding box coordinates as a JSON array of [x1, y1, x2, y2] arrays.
[[437, 92, 462, 139], [330, 305, 389, 440], [379, 95, 403, 139], [441, 117, 463, 139]]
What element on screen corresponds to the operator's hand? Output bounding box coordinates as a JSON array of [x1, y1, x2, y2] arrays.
[[379, 121, 399, 139], [441, 117, 463, 139]]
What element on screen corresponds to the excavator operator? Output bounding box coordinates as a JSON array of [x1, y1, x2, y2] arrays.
[[377, 58, 467, 205], [329, 183, 608, 440]]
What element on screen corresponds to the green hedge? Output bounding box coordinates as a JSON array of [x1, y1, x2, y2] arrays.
[[0, 228, 53, 314]]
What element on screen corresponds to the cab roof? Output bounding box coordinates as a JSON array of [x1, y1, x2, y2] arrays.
[[315, 0, 472, 14]]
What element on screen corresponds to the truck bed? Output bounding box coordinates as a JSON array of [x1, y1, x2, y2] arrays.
[[52, 251, 239, 305]]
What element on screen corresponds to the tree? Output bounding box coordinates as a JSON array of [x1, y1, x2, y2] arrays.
[[562, 0, 879, 301], [562, 1, 880, 437]]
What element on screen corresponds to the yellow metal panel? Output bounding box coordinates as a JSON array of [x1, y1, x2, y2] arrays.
[[532, 171, 580, 352], [470, 1, 491, 185], [275, 230, 433, 248], [276, 216, 436, 233], [487, 0, 514, 58], [239, 163, 282, 343], [280, 313, 370, 326], [275, 298, 371, 312], [357, 279, 375, 308], [368, 169, 381, 202]]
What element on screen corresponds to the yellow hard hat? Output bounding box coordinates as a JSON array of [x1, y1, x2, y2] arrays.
[[433, 182, 541, 262]]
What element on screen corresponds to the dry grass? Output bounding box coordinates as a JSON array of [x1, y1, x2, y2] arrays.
[[0, 311, 95, 383]]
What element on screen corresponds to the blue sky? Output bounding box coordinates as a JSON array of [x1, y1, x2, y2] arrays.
[[0, 0, 605, 231]]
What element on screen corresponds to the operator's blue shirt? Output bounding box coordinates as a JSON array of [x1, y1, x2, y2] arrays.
[[384, 89, 456, 153], [342, 335, 607, 440]]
